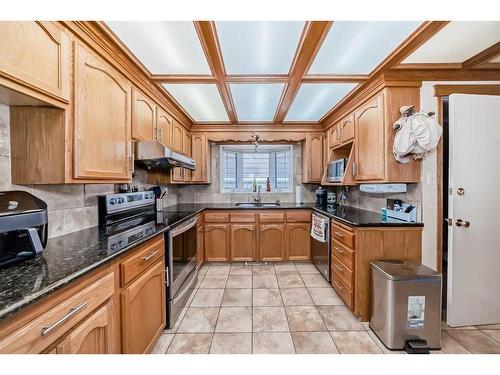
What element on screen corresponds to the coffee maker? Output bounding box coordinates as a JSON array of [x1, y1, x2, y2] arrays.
[[0, 191, 48, 268], [315, 187, 327, 207]]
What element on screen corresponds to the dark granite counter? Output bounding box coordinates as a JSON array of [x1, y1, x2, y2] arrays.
[[0, 202, 421, 321]]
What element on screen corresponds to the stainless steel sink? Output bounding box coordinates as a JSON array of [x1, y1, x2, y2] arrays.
[[235, 202, 281, 208]]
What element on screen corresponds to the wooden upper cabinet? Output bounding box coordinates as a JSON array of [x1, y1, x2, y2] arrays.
[[259, 224, 285, 261], [286, 223, 311, 261], [230, 224, 257, 262], [354, 93, 385, 181], [131, 88, 155, 141], [191, 132, 209, 183], [204, 224, 230, 262], [340, 113, 355, 143], [172, 120, 184, 153], [156, 107, 172, 148], [302, 133, 324, 183], [73, 43, 131, 180], [328, 123, 341, 149], [121, 260, 166, 354], [0, 21, 69, 103], [55, 300, 116, 354]]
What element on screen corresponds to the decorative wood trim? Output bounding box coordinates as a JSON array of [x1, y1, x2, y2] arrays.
[[384, 68, 500, 82], [206, 131, 308, 143], [436, 96, 444, 273], [226, 74, 290, 83], [463, 42, 500, 69], [434, 84, 500, 97], [394, 63, 463, 70], [193, 21, 238, 123], [194, 123, 319, 132], [474, 62, 500, 70], [274, 21, 333, 123], [151, 74, 216, 83], [302, 74, 369, 83]]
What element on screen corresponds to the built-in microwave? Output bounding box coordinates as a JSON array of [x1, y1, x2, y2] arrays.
[[327, 158, 346, 182]]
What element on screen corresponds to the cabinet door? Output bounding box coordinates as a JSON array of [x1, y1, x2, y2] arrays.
[[0, 22, 69, 102], [131, 88, 155, 141], [259, 224, 285, 261], [328, 124, 341, 148], [156, 107, 172, 148], [231, 224, 256, 261], [183, 132, 192, 182], [286, 223, 311, 261], [56, 300, 116, 354], [303, 133, 323, 183], [340, 113, 355, 143], [172, 120, 184, 153], [197, 224, 204, 268], [354, 94, 385, 181], [171, 167, 184, 183], [204, 224, 230, 261], [121, 261, 166, 354], [191, 133, 208, 183], [73, 43, 131, 180]]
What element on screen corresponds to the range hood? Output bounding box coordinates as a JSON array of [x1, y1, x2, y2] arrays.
[[134, 141, 195, 170]]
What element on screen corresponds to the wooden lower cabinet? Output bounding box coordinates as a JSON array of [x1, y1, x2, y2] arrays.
[[259, 224, 285, 262], [230, 224, 257, 261], [286, 223, 311, 261], [54, 300, 116, 354], [121, 260, 166, 354], [204, 224, 230, 261]]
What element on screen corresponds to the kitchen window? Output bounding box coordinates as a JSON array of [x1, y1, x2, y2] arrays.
[[221, 145, 293, 192]]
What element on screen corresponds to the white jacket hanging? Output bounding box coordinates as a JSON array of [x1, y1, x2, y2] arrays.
[[393, 111, 443, 163]]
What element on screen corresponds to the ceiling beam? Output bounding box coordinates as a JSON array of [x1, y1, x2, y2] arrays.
[[302, 74, 369, 83], [226, 74, 290, 83], [463, 42, 500, 69], [273, 21, 333, 124], [193, 21, 238, 123], [151, 74, 216, 83]]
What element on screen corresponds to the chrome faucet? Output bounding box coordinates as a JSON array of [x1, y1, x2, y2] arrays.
[[254, 185, 262, 205]]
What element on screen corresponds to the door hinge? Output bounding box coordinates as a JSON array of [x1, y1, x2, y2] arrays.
[[445, 218, 453, 226]]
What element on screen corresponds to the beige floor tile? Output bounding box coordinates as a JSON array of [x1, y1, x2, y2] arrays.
[[230, 264, 252, 275], [308, 288, 344, 306], [186, 287, 198, 307], [210, 333, 252, 354], [253, 288, 283, 306], [295, 262, 320, 274], [198, 265, 209, 277], [177, 307, 219, 333], [446, 329, 500, 354], [151, 333, 175, 354], [317, 305, 364, 331], [286, 306, 327, 332], [274, 263, 298, 274], [366, 330, 406, 354], [199, 275, 228, 289], [277, 274, 305, 288], [252, 265, 275, 275], [253, 274, 278, 288], [253, 333, 295, 354], [482, 330, 500, 342], [431, 332, 470, 354], [164, 307, 188, 334], [222, 288, 252, 306], [441, 321, 476, 330], [190, 288, 224, 307], [281, 288, 314, 306], [226, 275, 252, 288], [475, 323, 500, 330], [167, 333, 213, 354], [301, 274, 330, 287], [253, 306, 289, 332], [205, 265, 230, 276], [292, 332, 339, 354], [331, 331, 382, 354], [195, 276, 204, 288], [215, 307, 252, 333]]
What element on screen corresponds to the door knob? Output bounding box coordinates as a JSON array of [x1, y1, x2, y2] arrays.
[[456, 219, 470, 228]]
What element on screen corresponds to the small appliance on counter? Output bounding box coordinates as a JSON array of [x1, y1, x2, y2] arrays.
[[315, 187, 327, 207], [327, 158, 346, 182], [0, 191, 48, 268], [383, 199, 417, 223], [327, 191, 336, 207]]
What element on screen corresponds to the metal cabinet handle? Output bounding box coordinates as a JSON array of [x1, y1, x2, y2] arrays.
[[41, 302, 88, 336], [334, 264, 344, 272], [333, 280, 343, 291], [352, 161, 357, 176], [334, 232, 344, 238], [334, 246, 345, 253], [456, 219, 470, 228], [143, 250, 159, 261]]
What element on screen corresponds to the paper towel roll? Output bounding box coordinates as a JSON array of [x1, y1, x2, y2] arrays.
[[295, 184, 302, 204]]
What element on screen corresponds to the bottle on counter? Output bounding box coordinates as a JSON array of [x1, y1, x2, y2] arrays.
[[266, 177, 271, 192], [253, 178, 257, 192]]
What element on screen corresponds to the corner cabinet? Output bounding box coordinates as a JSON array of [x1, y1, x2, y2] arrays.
[[73, 43, 132, 180], [302, 133, 324, 183]]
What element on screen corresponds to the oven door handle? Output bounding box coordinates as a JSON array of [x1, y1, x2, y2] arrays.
[[170, 216, 198, 237]]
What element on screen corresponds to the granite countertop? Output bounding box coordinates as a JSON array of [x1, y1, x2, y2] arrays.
[[0, 202, 422, 321]]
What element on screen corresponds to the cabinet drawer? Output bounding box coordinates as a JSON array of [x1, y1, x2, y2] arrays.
[[230, 212, 256, 223], [0, 272, 114, 353], [259, 212, 285, 223], [332, 272, 353, 310], [120, 236, 164, 286], [331, 224, 355, 248], [331, 240, 354, 269], [332, 256, 353, 289], [286, 210, 311, 222], [204, 212, 229, 223]]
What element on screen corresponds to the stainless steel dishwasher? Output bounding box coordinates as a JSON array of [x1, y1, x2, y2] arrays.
[[311, 210, 330, 281]]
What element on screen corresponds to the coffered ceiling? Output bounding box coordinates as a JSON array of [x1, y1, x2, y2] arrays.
[[105, 20, 500, 126]]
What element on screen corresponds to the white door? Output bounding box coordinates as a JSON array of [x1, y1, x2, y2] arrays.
[[447, 94, 500, 327]]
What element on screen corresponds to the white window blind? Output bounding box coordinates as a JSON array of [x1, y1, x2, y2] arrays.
[[221, 145, 293, 192]]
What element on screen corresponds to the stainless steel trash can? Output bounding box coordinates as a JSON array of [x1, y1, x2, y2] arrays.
[[369, 260, 442, 352]]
